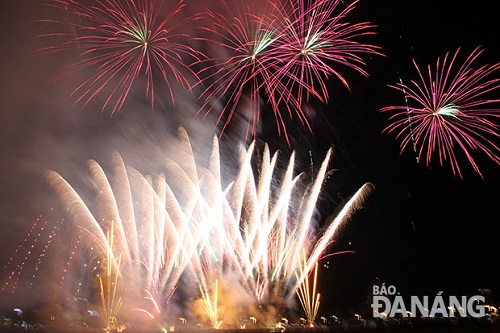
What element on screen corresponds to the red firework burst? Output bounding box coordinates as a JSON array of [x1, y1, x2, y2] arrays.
[[380, 46, 500, 179], [269, 0, 383, 106], [38, 0, 202, 115]]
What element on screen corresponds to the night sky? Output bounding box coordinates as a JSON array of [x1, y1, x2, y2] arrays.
[[0, 0, 499, 320], [314, 0, 500, 316]]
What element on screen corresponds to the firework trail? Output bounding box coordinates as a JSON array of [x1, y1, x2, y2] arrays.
[[295, 259, 320, 327], [99, 223, 123, 331], [38, 0, 202, 114], [380, 46, 500, 179], [199, 279, 224, 329], [0, 212, 59, 297]]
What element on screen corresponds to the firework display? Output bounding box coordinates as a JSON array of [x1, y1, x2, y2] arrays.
[[186, 0, 381, 144], [380, 46, 500, 179], [38, 0, 202, 114], [41, 127, 373, 328], [40, 0, 380, 144], [267, 0, 382, 108], [1, 0, 499, 331]]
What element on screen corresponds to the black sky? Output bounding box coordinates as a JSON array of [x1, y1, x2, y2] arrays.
[[311, 0, 500, 316], [0, 0, 499, 318]]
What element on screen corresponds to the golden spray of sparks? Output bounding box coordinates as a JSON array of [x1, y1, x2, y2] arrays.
[[296, 255, 320, 327], [200, 279, 223, 329], [99, 222, 123, 330]]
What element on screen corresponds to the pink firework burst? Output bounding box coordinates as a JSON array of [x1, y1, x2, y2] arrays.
[[269, 0, 383, 106], [194, 0, 382, 145], [39, 0, 202, 115], [380, 46, 500, 179]]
